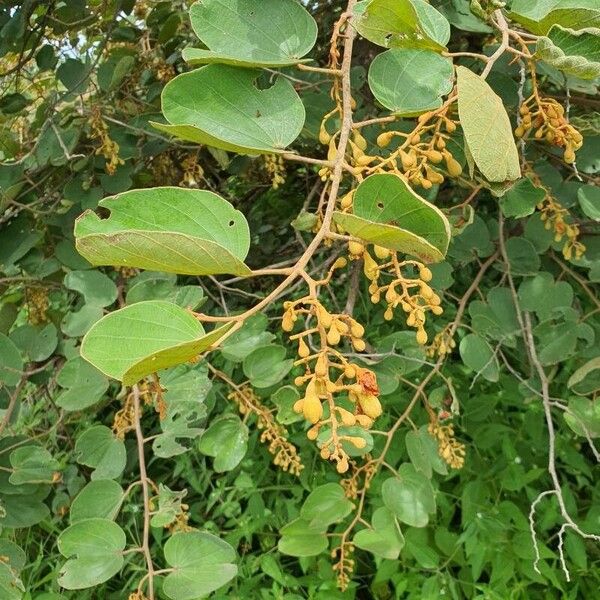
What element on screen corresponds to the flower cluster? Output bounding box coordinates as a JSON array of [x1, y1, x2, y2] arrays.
[[538, 193, 586, 260], [26, 285, 49, 325], [428, 417, 466, 469], [282, 296, 380, 473], [426, 325, 456, 359], [263, 153, 286, 189], [90, 106, 124, 175], [348, 242, 442, 345], [228, 385, 303, 476], [515, 97, 583, 164]]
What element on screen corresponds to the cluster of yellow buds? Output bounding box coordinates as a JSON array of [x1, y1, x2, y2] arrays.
[[374, 111, 462, 188], [340, 459, 377, 500], [332, 542, 354, 591], [538, 194, 586, 260], [166, 511, 193, 534], [90, 106, 124, 175], [282, 296, 380, 473], [348, 242, 442, 345], [426, 325, 456, 358], [180, 152, 204, 188], [515, 97, 583, 164], [228, 385, 303, 476], [26, 285, 49, 325], [263, 153, 286, 189], [428, 418, 465, 469]]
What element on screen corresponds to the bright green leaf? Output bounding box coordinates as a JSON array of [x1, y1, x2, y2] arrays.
[[184, 0, 317, 67], [81, 300, 233, 384], [198, 415, 248, 472], [501, 177, 546, 218], [368, 49, 453, 115], [154, 65, 305, 155], [57, 518, 126, 589], [300, 483, 354, 527], [243, 345, 293, 388], [353, 507, 404, 559], [75, 187, 251, 277]]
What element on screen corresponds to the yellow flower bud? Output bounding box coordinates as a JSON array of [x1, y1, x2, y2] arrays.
[[315, 353, 328, 378], [327, 327, 341, 346], [377, 131, 394, 148], [282, 310, 295, 332], [348, 240, 365, 256], [319, 124, 331, 145], [419, 266, 433, 282], [358, 393, 382, 419], [352, 338, 366, 352], [298, 337, 310, 358], [353, 131, 368, 151], [344, 364, 356, 379], [350, 321, 364, 338], [373, 245, 390, 260], [416, 329, 428, 345]]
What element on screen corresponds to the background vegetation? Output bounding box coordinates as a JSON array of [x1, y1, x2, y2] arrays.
[[0, 1, 599, 599]]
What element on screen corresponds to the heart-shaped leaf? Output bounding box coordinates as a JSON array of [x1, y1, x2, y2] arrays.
[[153, 65, 305, 155], [198, 415, 248, 472], [74, 426, 126, 480], [163, 531, 237, 600], [184, 0, 317, 67], [75, 187, 251, 277], [9, 447, 59, 485], [368, 48, 453, 115], [333, 173, 451, 262], [81, 300, 233, 384], [300, 483, 354, 527], [353, 507, 405, 559], [70, 480, 124, 523], [55, 356, 109, 411], [456, 66, 521, 183], [354, 0, 449, 51], [278, 518, 328, 557], [57, 518, 126, 590]]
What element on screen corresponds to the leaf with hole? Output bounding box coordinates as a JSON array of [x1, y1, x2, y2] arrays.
[[75, 187, 251, 277], [81, 300, 233, 384], [333, 173, 451, 262], [354, 0, 449, 51], [163, 531, 237, 600], [368, 49, 453, 115], [153, 65, 305, 155], [456, 66, 521, 183], [57, 518, 126, 590], [184, 0, 317, 67]]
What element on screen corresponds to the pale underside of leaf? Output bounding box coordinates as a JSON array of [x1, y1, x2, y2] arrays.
[[333, 212, 444, 263], [182, 48, 312, 68], [456, 66, 521, 182]]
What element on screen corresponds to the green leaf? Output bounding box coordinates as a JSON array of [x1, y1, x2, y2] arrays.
[[578, 184, 600, 221], [75, 187, 251, 277], [81, 300, 233, 384], [300, 483, 354, 527], [74, 426, 126, 480], [278, 518, 328, 557], [9, 447, 59, 485], [469, 287, 520, 341], [64, 270, 117, 307], [459, 333, 499, 382], [536, 26, 600, 79], [505, 237, 541, 275], [184, 0, 317, 67], [272, 385, 303, 425], [510, 0, 600, 35], [153, 65, 305, 155], [0, 562, 24, 600], [501, 177, 546, 218], [243, 345, 294, 388], [519, 273, 573, 320], [456, 66, 521, 182], [368, 49, 453, 115], [150, 484, 188, 528], [405, 427, 441, 478], [97, 55, 135, 91], [564, 396, 600, 438], [55, 356, 109, 411], [57, 518, 126, 589], [61, 305, 103, 338], [0, 333, 23, 387], [220, 313, 275, 362], [568, 358, 600, 396], [0, 493, 50, 529], [163, 531, 237, 600], [198, 415, 248, 472], [70, 480, 124, 523], [333, 173, 451, 262], [353, 507, 405, 559], [354, 0, 449, 51], [10, 323, 57, 362], [381, 463, 436, 527]]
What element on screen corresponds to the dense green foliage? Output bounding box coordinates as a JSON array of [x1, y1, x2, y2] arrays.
[[0, 1, 599, 599]]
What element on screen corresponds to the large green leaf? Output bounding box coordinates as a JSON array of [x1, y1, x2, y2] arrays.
[[153, 65, 305, 155], [9, 447, 59, 485], [510, 0, 600, 35], [163, 531, 237, 600], [333, 173, 451, 262], [456, 66, 521, 183], [198, 415, 248, 472], [80, 300, 233, 384], [300, 483, 354, 527], [70, 480, 124, 523], [354, 0, 449, 51], [278, 518, 328, 557], [74, 426, 126, 480], [353, 507, 405, 559], [57, 518, 126, 590], [75, 187, 251, 277], [368, 48, 453, 115], [536, 26, 600, 79], [184, 0, 317, 67], [381, 464, 436, 527]]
